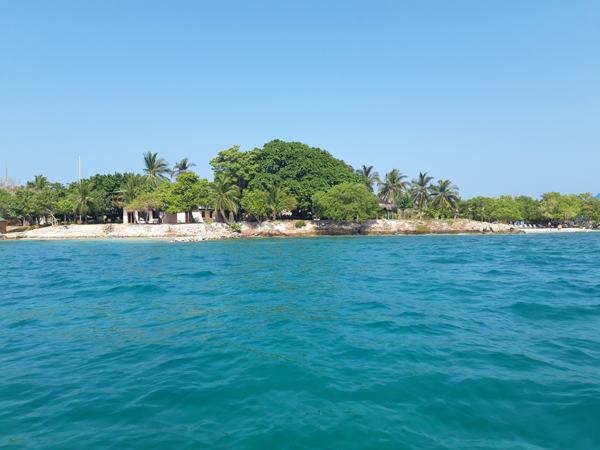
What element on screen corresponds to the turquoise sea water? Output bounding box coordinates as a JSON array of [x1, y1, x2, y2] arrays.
[[1, 234, 600, 449]]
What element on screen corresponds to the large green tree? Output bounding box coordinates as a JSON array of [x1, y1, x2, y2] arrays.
[[228, 140, 367, 218], [312, 182, 381, 222], [240, 190, 269, 221], [160, 172, 213, 214]]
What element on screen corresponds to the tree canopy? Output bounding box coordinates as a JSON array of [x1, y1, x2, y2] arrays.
[[212, 140, 367, 218], [312, 182, 381, 222]]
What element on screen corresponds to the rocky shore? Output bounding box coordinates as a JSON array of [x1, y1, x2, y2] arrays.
[[4, 219, 523, 242]]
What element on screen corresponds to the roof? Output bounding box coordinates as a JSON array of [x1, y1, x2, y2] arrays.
[[377, 198, 398, 212], [0, 217, 6, 222]]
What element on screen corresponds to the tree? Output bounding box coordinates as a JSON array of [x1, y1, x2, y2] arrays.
[[378, 168, 408, 204], [143, 152, 171, 187], [430, 180, 460, 216], [355, 165, 380, 192], [395, 194, 414, 219], [312, 182, 381, 222], [71, 181, 98, 223], [264, 185, 297, 220], [0, 189, 13, 219], [119, 174, 146, 205], [209, 145, 256, 189], [246, 140, 367, 218], [173, 158, 196, 177], [410, 172, 434, 219], [126, 192, 166, 214], [28, 175, 49, 191], [211, 174, 240, 222], [161, 172, 213, 215], [488, 196, 524, 222], [240, 190, 269, 222]]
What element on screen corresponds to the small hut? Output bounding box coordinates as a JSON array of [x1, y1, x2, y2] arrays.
[[377, 199, 397, 219], [0, 217, 7, 234]]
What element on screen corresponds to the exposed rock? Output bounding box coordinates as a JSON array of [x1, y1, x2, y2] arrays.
[[16, 219, 524, 242]]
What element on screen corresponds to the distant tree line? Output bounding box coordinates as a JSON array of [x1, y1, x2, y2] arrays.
[[1, 140, 599, 227]]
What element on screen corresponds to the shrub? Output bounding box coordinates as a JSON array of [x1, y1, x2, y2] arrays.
[[228, 222, 242, 232], [417, 225, 429, 231], [205, 218, 213, 225], [446, 219, 454, 225], [295, 220, 306, 228], [311, 182, 380, 221]]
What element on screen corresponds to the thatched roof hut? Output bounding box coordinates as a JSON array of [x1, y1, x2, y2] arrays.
[[377, 198, 397, 212]]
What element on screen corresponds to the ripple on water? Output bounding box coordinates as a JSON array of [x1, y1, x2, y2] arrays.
[[1, 234, 600, 449]]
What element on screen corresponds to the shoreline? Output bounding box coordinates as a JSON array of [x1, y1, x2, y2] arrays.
[[2, 219, 596, 242], [0, 219, 535, 242]]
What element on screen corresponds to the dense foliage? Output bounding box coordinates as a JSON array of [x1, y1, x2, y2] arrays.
[[458, 193, 600, 225], [312, 183, 381, 222], [211, 140, 366, 218]]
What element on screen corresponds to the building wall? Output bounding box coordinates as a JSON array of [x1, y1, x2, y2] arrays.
[[163, 212, 177, 224], [124, 209, 214, 224], [0, 221, 6, 234]]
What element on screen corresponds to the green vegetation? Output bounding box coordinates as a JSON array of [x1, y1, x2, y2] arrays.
[[211, 174, 241, 223], [143, 152, 171, 187], [312, 182, 381, 222], [417, 225, 429, 231], [1, 140, 598, 228], [228, 222, 242, 232], [378, 168, 408, 204], [410, 172, 435, 219], [211, 140, 366, 218], [71, 181, 98, 224], [395, 194, 414, 219], [355, 165, 380, 192], [295, 220, 306, 228], [160, 172, 212, 214]]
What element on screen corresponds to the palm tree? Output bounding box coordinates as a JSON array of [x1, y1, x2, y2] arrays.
[[119, 173, 145, 205], [28, 175, 49, 191], [355, 165, 380, 190], [211, 174, 240, 223], [265, 185, 296, 220], [143, 152, 171, 187], [430, 180, 460, 217], [173, 158, 196, 178], [71, 181, 98, 224], [378, 168, 408, 205], [410, 172, 434, 219]]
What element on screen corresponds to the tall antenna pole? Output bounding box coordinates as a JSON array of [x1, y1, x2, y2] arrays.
[[79, 155, 81, 183], [5, 163, 7, 182]]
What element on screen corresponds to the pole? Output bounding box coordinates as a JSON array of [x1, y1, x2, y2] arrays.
[[78, 155, 81, 223]]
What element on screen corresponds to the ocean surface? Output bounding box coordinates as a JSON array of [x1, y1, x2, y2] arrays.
[[1, 234, 599, 449]]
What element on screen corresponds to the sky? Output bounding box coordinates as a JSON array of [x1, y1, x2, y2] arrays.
[[1, 0, 598, 198]]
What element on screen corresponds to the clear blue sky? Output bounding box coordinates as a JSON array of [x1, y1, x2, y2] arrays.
[[1, 1, 598, 198]]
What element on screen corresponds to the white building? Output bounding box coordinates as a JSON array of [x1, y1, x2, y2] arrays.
[[123, 209, 215, 224]]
